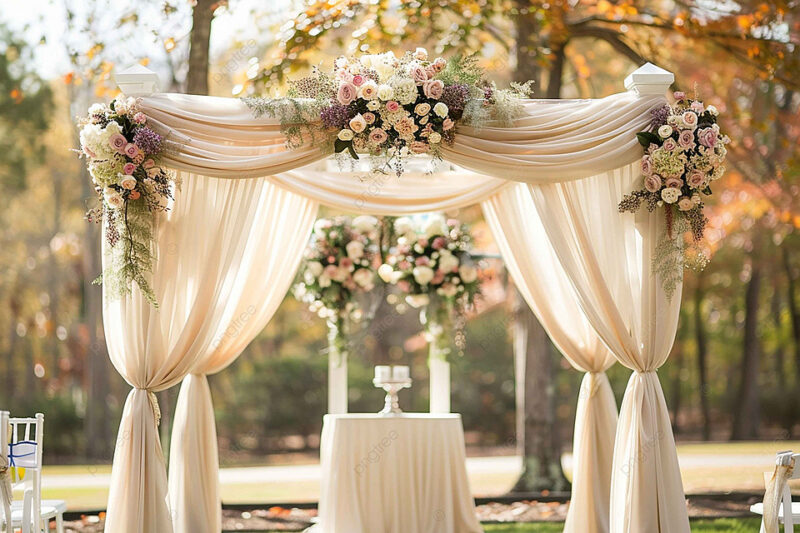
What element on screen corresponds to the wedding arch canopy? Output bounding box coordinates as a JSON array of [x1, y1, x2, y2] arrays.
[[102, 62, 689, 533]]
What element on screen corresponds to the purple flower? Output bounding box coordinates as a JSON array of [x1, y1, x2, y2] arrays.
[[441, 84, 470, 119], [650, 105, 670, 129], [320, 104, 352, 129], [132, 127, 163, 155]]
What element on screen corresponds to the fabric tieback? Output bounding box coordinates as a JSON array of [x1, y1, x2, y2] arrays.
[[147, 390, 162, 427], [0, 453, 11, 514], [584, 372, 604, 399]]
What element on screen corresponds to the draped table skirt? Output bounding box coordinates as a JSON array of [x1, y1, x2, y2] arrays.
[[311, 414, 483, 533]]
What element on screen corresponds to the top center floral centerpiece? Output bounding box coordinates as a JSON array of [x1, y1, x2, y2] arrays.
[[245, 48, 530, 176]]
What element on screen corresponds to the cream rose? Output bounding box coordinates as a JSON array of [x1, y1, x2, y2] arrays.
[[307, 261, 324, 277], [405, 294, 430, 308], [428, 132, 442, 144], [658, 125, 673, 138], [438, 252, 460, 273], [677, 197, 694, 212], [349, 114, 367, 133], [660, 187, 681, 204], [338, 129, 354, 141], [353, 268, 374, 289], [458, 265, 478, 283], [433, 102, 448, 118], [414, 103, 431, 116], [377, 84, 395, 101], [413, 266, 435, 285], [346, 240, 365, 260], [119, 176, 137, 190], [359, 81, 379, 100]]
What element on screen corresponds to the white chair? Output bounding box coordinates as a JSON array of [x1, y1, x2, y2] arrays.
[[751, 450, 800, 533], [7, 413, 66, 533], [1, 410, 33, 533]]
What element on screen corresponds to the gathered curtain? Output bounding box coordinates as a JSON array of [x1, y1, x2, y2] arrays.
[[99, 81, 689, 533], [482, 184, 617, 533], [529, 163, 690, 533], [103, 175, 318, 533]]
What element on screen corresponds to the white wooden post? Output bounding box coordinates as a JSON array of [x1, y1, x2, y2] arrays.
[[328, 356, 348, 414], [624, 62, 674, 95], [429, 358, 450, 413], [114, 64, 161, 96]]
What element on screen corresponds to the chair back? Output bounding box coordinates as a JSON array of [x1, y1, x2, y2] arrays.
[[0, 410, 11, 530], [8, 413, 44, 532], [763, 450, 800, 533]]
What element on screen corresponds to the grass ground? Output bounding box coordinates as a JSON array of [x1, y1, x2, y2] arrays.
[[478, 519, 762, 532], [38, 441, 800, 510]]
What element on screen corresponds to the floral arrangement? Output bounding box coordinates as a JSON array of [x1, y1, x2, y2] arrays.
[[293, 216, 380, 360], [618, 92, 729, 296], [244, 49, 531, 176], [79, 96, 176, 305], [378, 215, 481, 359]]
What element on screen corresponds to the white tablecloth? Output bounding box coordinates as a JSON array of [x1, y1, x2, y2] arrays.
[[314, 414, 483, 533]]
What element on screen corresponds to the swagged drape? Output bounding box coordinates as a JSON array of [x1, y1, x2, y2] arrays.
[[482, 186, 617, 533], [101, 85, 691, 533]]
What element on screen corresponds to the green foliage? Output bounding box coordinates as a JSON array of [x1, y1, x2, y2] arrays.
[[242, 96, 335, 150]]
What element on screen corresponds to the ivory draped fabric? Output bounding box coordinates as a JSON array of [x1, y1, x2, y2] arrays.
[[482, 185, 617, 533], [529, 164, 690, 533], [138, 91, 663, 184], [102, 175, 318, 533], [99, 84, 691, 533]]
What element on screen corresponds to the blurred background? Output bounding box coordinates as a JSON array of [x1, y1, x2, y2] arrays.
[[1, 0, 799, 506]]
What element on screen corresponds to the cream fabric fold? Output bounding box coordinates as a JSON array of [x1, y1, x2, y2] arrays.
[[137, 91, 664, 183], [482, 184, 617, 533], [102, 174, 318, 533], [528, 163, 690, 533], [168, 176, 318, 533]]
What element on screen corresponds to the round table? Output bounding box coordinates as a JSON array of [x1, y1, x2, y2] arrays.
[[312, 413, 483, 533]]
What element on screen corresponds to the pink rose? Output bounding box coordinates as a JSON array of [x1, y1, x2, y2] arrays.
[[432, 237, 446, 250], [641, 155, 653, 176], [398, 260, 411, 270], [422, 79, 444, 99], [682, 111, 698, 129], [673, 91, 686, 100], [109, 133, 127, 153], [442, 118, 454, 131], [397, 280, 410, 292], [352, 75, 365, 87], [133, 112, 147, 124], [665, 177, 683, 189], [340, 257, 354, 269], [337, 83, 357, 105], [687, 170, 707, 189], [662, 138, 677, 151], [409, 141, 429, 154], [123, 143, 139, 158], [425, 66, 436, 79], [143, 159, 155, 169], [324, 265, 339, 279], [363, 112, 375, 124], [678, 130, 694, 149], [432, 270, 445, 285], [368, 128, 388, 144], [386, 101, 400, 112], [415, 256, 430, 266], [432, 58, 447, 72], [678, 197, 694, 212], [411, 66, 428, 84], [128, 190, 141, 200], [690, 101, 704, 113], [644, 175, 662, 193], [697, 127, 717, 148], [123, 162, 137, 175]]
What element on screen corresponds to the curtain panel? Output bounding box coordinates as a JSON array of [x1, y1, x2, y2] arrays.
[[102, 175, 318, 533], [482, 185, 617, 533]]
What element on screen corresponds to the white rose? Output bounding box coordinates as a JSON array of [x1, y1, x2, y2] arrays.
[[437, 284, 458, 297], [423, 215, 447, 238], [88, 103, 105, 115], [359, 81, 379, 100], [394, 217, 415, 236], [660, 187, 681, 204], [438, 252, 460, 273], [346, 240, 365, 260], [405, 294, 430, 308], [706, 105, 718, 116], [377, 84, 395, 101], [414, 47, 428, 61], [458, 265, 478, 283], [413, 265, 435, 285], [338, 129, 354, 141], [307, 261, 324, 277], [428, 132, 442, 144], [367, 100, 380, 111], [433, 102, 449, 118], [658, 125, 673, 138], [353, 268, 374, 289], [118, 176, 137, 190], [318, 275, 331, 288], [103, 188, 124, 209], [352, 215, 377, 233], [378, 264, 396, 283]]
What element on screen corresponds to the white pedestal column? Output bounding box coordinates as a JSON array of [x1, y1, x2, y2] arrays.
[[328, 354, 348, 414], [429, 358, 450, 414]]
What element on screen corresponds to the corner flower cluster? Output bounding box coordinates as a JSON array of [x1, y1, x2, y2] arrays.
[[79, 96, 176, 305], [619, 92, 729, 243], [294, 216, 380, 323]]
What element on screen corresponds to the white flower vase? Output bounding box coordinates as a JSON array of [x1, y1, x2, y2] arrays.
[[327, 320, 348, 414]]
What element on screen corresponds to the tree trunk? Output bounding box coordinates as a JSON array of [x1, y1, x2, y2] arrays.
[[731, 257, 762, 440], [783, 247, 800, 381], [694, 276, 712, 441], [511, 287, 570, 492], [545, 45, 566, 99], [512, 0, 541, 87], [186, 0, 215, 95]]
